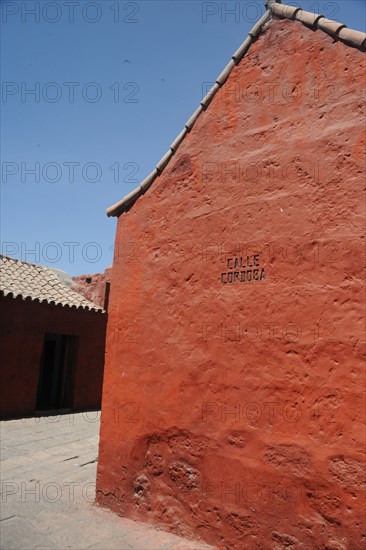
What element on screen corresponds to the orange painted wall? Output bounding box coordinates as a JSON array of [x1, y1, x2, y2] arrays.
[[0, 296, 107, 418], [72, 268, 112, 309], [97, 19, 365, 549]]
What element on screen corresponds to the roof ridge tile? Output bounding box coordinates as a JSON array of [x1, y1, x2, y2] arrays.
[[215, 59, 236, 86], [271, 3, 301, 20], [200, 82, 220, 109], [274, 2, 366, 50], [232, 36, 252, 64], [185, 104, 204, 131], [317, 17, 346, 36], [249, 11, 273, 37], [140, 168, 159, 191], [337, 27, 366, 49], [286, 9, 324, 27], [156, 150, 174, 173], [170, 128, 188, 152]]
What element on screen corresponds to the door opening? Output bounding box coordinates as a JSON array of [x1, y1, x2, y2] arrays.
[[36, 333, 78, 411]]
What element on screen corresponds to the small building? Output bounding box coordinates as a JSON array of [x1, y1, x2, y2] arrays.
[[0, 255, 107, 419], [97, 2, 365, 548], [71, 267, 112, 311]]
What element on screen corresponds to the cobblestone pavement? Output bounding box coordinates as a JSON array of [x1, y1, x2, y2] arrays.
[[0, 412, 214, 550]]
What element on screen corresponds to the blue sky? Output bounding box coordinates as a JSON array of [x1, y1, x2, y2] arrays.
[[1, 0, 365, 275]]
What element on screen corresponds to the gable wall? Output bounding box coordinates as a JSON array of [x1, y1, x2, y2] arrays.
[[97, 18, 365, 548]]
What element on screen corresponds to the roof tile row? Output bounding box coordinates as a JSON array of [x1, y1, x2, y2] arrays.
[[272, 2, 366, 48], [0, 255, 104, 312]]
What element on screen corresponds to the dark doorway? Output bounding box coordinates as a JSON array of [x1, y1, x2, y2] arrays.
[[36, 333, 78, 411]]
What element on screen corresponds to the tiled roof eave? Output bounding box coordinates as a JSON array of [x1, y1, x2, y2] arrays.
[[0, 290, 105, 313], [0, 255, 105, 312], [106, 0, 366, 218]]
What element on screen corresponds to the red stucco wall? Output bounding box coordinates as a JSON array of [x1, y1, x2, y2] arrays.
[[0, 296, 107, 419], [97, 18, 365, 549], [72, 268, 112, 309]]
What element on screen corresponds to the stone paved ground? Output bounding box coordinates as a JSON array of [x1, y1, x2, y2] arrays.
[[0, 412, 214, 550]]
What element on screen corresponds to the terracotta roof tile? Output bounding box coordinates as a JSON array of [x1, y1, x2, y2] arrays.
[[216, 59, 236, 86], [317, 18, 346, 36], [338, 27, 366, 49], [273, 3, 366, 49], [232, 36, 252, 64], [200, 83, 220, 109], [272, 3, 302, 20], [248, 9, 272, 37], [170, 128, 188, 152], [106, 0, 366, 218], [185, 105, 204, 131], [140, 168, 159, 191], [0, 255, 103, 312], [156, 150, 173, 173], [297, 10, 324, 27]]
